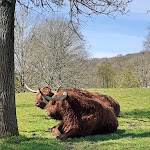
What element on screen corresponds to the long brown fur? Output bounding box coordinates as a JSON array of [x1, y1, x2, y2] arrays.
[[45, 89, 118, 140], [69, 88, 120, 117]]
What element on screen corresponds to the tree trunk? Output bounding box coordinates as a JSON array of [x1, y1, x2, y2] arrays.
[[0, 0, 19, 138]]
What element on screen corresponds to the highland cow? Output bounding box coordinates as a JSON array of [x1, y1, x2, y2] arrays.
[[39, 89, 118, 140]]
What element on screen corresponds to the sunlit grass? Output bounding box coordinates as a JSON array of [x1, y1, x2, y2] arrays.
[[0, 88, 150, 150]]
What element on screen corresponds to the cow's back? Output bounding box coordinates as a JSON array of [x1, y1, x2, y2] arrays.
[[67, 88, 120, 117]]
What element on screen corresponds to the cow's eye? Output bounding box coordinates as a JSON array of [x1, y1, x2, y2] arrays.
[[52, 101, 56, 105]]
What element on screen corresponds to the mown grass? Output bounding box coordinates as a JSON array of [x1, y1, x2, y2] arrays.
[[0, 88, 150, 150]]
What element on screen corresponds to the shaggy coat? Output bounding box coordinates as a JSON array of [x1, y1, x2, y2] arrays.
[[35, 88, 120, 117], [45, 89, 118, 140], [70, 89, 120, 117]]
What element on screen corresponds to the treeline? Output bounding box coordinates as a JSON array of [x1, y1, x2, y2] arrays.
[[90, 51, 150, 88], [97, 61, 140, 88], [15, 50, 150, 92]]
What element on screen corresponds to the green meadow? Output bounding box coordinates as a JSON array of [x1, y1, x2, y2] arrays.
[[0, 88, 150, 150]]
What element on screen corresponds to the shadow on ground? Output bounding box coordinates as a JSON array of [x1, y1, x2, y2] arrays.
[[1, 129, 149, 150], [0, 135, 63, 150]]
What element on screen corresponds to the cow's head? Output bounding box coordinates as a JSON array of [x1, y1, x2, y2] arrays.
[[25, 84, 67, 111], [35, 87, 54, 109], [25, 84, 53, 109], [39, 89, 68, 120]]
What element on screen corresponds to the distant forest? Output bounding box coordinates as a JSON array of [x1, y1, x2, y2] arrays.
[[88, 51, 150, 88], [15, 50, 150, 91]]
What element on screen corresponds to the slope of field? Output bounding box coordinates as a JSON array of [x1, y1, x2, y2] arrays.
[[0, 88, 150, 150]]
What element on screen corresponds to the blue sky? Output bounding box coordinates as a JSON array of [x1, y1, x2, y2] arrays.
[[80, 0, 150, 58], [17, 0, 150, 59]]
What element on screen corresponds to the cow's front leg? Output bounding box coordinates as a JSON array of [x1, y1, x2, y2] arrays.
[[56, 129, 78, 140], [46, 122, 64, 135], [45, 126, 56, 132]]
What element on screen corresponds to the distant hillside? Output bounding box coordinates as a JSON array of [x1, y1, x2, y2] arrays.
[[88, 51, 150, 88]]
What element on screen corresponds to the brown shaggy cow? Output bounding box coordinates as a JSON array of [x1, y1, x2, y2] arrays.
[[40, 89, 118, 140], [25, 84, 120, 117]]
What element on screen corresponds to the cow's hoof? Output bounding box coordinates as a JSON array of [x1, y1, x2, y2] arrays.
[[45, 128, 54, 132], [56, 136, 61, 139], [56, 135, 67, 140]]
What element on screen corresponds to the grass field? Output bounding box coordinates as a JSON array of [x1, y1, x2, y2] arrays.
[[0, 88, 150, 150]]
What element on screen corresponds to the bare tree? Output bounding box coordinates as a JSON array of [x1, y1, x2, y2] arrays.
[[0, 0, 132, 138], [135, 52, 149, 87], [143, 27, 150, 51], [24, 17, 91, 88], [17, 0, 132, 23], [14, 6, 32, 92], [138, 27, 150, 87]]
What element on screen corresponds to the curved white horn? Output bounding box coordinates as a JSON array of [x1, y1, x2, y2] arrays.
[[25, 84, 38, 93]]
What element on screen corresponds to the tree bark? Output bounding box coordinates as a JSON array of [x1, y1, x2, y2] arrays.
[[0, 0, 19, 138]]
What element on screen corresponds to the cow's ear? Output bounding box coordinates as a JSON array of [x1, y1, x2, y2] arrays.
[[52, 101, 56, 105], [51, 89, 57, 94]]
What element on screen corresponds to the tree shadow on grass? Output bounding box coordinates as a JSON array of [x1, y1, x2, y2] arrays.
[[1, 130, 150, 150], [0, 135, 64, 150]]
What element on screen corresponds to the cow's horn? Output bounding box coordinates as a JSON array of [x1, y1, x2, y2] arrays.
[[43, 98, 49, 105], [39, 88, 67, 101], [25, 84, 38, 93]]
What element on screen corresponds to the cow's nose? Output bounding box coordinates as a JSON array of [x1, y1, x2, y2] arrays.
[[35, 102, 39, 106]]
